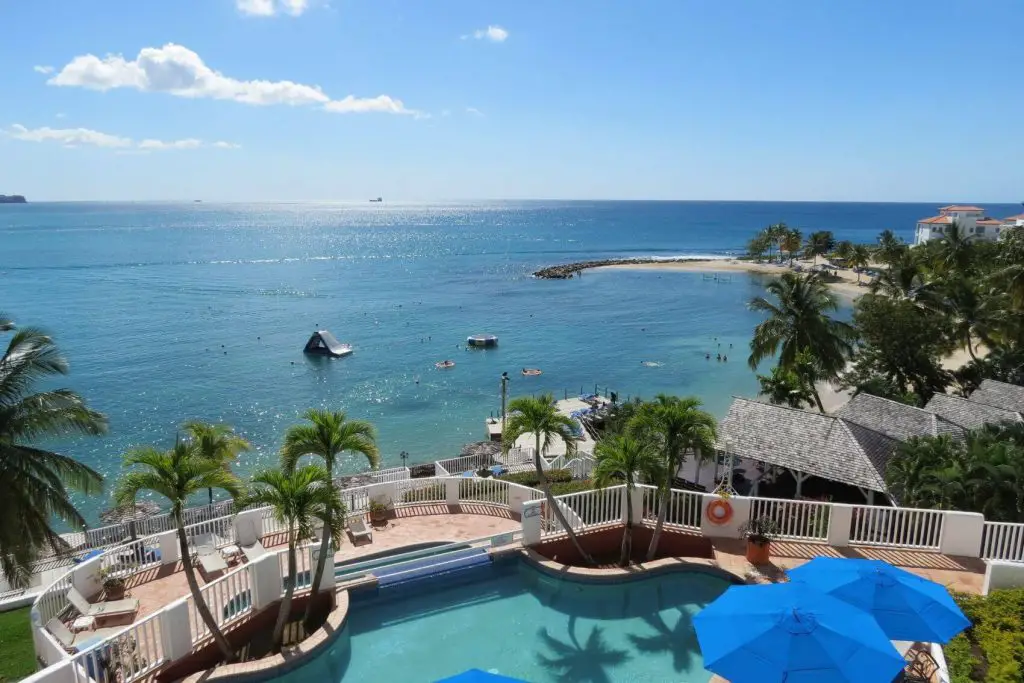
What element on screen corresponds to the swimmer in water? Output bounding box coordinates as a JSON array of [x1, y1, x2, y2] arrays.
[[723, 355, 728, 362], [705, 353, 710, 360], [716, 353, 721, 361]]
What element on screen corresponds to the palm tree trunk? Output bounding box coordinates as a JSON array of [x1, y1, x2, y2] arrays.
[[620, 485, 632, 567], [273, 536, 297, 650], [966, 333, 978, 362], [810, 384, 826, 413], [175, 514, 234, 661], [302, 506, 331, 628], [534, 437, 593, 564], [645, 486, 669, 561]]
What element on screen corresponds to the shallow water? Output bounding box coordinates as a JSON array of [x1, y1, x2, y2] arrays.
[[4, 200, 1017, 520]]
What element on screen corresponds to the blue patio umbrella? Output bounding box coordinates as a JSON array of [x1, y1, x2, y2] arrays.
[[435, 669, 528, 683], [694, 582, 907, 683], [787, 557, 970, 644]]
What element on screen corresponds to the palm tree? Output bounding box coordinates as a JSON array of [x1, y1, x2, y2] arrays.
[[242, 465, 342, 650], [747, 272, 856, 412], [114, 442, 243, 661], [942, 279, 996, 362], [833, 240, 854, 263], [936, 221, 975, 275], [592, 434, 658, 566], [182, 421, 251, 509], [876, 229, 906, 268], [848, 244, 871, 283], [502, 394, 593, 563], [781, 228, 802, 266], [806, 231, 835, 264], [281, 409, 378, 627], [0, 315, 107, 586], [631, 396, 717, 561]]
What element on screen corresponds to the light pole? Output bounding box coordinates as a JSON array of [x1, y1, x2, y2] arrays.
[[713, 438, 736, 496], [500, 372, 509, 431], [399, 451, 409, 469]]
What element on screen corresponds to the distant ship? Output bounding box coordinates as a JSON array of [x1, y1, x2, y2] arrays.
[[0, 194, 27, 204], [369, 197, 383, 203]]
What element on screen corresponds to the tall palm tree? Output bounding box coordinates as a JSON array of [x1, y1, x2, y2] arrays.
[[281, 409, 378, 627], [182, 421, 251, 509], [781, 228, 802, 266], [631, 396, 717, 561], [114, 442, 243, 661], [502, 394, 593, 563], [942, 278, 996, 361], [848, 244, 871, 283], [592, 434, 658, 566], [935, 221, 975, 276], [747, 272, 856, 412], [876, 229, 906, 268], [833, 240, 854, 263], [0, 315, 107, 586], [869, 252, 936, 307], [242, 464, 342, 650]]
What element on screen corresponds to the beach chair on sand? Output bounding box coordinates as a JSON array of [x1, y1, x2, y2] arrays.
[[194, 534, 228, 575], [236, 517, 267, 562], [67, 587, 139, 621], [47, 618, 125, 652], [348, 517, 372, 544]]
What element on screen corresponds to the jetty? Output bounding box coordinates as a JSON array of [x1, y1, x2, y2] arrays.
[[533, 257, 713, 279]]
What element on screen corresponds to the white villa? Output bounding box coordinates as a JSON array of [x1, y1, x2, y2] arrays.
[[914, 204, 1023, 246]]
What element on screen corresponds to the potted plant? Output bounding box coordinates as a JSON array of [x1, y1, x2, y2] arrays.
[[368, 498, 391, 524], [738, 517, 780, 565], [100, 567, 127, 600]]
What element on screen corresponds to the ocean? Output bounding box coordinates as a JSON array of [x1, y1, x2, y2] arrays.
[[3, 200, 1019, 521]]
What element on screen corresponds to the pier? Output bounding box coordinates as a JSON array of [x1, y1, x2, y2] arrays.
[[533, 257, 714, 279]]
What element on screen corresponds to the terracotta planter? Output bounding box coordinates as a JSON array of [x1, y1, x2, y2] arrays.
[[104, 585, 126, 601], [369, 509, 388, 523], [745, 539, 771, 565]]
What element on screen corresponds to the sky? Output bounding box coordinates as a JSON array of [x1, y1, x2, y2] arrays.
[[1, 0, 1023, 202]]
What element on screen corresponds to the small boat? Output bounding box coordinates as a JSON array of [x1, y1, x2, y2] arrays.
[[467, 334, 498, 348], [435, 360, 456, 369], [641, 361, 663, 368], [303, 330, 353, 358], [369, 197, 383, 203], [522, 368, 542, 376]]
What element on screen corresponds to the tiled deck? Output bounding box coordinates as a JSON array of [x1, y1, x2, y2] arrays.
[[127, 504, 521, 621]]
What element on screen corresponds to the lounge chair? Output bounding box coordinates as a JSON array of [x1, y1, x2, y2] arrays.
[[46, 618, 124, 652], [194, 534, 228, 575], [67, 587, 139, 621], [235, 517, 267, 562], [348, 517, 372, 543]]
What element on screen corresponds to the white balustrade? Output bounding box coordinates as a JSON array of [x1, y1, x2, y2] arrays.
[[639, 486, 703, 529], [981, 522, 1024, 562], [183, 515, 236, 550], [98, 538, 162, 578], [396, 478, 447, 505], [277, 546, 314, 593], [436, 454, 494, 476], [542, 488, 622, 537], [434, 462, 451, 478], [749, 497, 832, 542], [849, 504, 943, 550], [190, 563, 253, 644], [371, 466, 411, 484], [459, 478, 510, 506], [72, 611, 164, 683]]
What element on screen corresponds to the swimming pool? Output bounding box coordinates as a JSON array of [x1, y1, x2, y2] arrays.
[[285, 557, 732, 683]]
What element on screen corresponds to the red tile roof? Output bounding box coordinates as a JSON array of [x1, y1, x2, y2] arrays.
[[918, 216, 953, 224], [976, 219, 1002, 225], [1004, 214, 1024, 221], [939, 205, 985, 212]]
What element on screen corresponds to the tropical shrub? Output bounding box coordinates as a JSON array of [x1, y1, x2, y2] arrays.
[[947, 589, 1024, 683]]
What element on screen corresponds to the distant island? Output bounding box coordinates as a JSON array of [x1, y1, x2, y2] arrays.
[[0, 195, 27, 204]]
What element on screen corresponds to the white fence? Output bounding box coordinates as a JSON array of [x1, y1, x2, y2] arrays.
[[72, 610, 165, 683], [749, 497, 832, 542], [639, 486, 703, 529], [849, 505, 944, 550], [371, 466, 411, 484], [436, 453, 496, 476], [981, 522, 1024, 562], [542, 487, 622, 537], [191, 563, 254, 643]]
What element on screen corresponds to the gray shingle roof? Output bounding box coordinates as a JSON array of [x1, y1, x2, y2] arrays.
[[718, 398, 892, 493], [924, 393, 1023, 430], [968, 380, 1024, 413], [834, 393, 965, 443]]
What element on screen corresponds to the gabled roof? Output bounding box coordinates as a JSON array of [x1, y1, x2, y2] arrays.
[[835, 393, 965, 443], [924, 393, 1022, 431], [718, 398, 892, 493], [940, 205, 985, 212], [918, 216, 953, 224], [977, 218, 1003, 226], [1003, 214, 1024, 222], [968, 380, 1024, 414]]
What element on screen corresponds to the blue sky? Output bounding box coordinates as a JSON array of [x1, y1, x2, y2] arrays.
[[2, 0, 1022, 201]]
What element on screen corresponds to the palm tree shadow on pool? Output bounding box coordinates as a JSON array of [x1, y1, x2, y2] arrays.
[[627, 609, 701, 673], [536, 617, 630, 683]]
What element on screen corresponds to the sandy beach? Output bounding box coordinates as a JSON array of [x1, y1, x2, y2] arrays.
[[599, 259, 869, 300]]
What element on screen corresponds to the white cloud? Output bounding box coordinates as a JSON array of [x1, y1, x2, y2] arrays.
[[237, 0, 308, 16], [463, 25, 509, 42], [5, 124, 239, 151], [47, 43, 420, 116], [466, 107, 484, 117], [33, 65, 54, 74]]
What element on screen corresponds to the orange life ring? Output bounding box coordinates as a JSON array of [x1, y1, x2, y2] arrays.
[[706, 499, 733, 525]]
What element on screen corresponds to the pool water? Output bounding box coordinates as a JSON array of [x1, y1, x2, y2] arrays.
[[287, 558, 731, 683]]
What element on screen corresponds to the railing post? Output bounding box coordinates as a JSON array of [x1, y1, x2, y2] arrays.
[[939, 511, 984, 557], [445, 478, 460, 507], [311, 544, 335, 592], [522, 499, 543, 546], [700, 494, 750, 539], [826, 503, 853, 547], [160, 598, 192, 661], [250, 553, 283, 610], [157, 530, 180, 565], [507, 484, 529, 515]]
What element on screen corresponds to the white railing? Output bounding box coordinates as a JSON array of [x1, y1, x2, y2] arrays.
[[542, 488, 622, 537], [849, 505, 943, 550], [35, 573, 73, 627], [981, 521, 1024, 562], [436, 453, 495, 476], [183, 515, 236, 549], [371, 466, 410, 483], [749, 498, 832, 542], [396, 478, 447, 505], [459, 478, 511, 506], [545, 455, 568, 471], [639, 485, 702, 529], [98, 537, 163, 578], [434, 461, 451, 478], [278, 546, 314, 593], [503, 447, 535, 466], [190, 562, 253, 644], [72, 610, 165, 683], [565, 456, 595, 480]]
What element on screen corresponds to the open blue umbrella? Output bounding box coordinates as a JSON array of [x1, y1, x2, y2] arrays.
[[787, 558, 970, 644], [435, 670, 528, 683], [694, 582, 906, 683]]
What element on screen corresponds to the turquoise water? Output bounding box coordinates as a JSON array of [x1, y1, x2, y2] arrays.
[[292, 559, 731, 683], [5, 200, 1019, 520]]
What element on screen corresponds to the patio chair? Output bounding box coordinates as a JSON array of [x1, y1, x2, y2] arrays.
[[194, 533, 228, 575], [235, 516, 267, 562], [348, 517, 372, 544], [46, 618, 124, 652], [66, 587, 139, 621]]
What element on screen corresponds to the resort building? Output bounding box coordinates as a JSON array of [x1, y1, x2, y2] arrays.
[[914, 205, 1006, 245], [716, 381, 1024, 504]]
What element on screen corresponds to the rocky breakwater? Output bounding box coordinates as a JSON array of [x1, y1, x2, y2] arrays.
[[533, 257, 711, 279]]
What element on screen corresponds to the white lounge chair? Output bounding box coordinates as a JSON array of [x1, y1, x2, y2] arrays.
[[194, 534, 228, 575], [235, 517, 267, 562], [348, 517, 372, 543], [67, 587, 139, 620], [46, 618, 124, 652]]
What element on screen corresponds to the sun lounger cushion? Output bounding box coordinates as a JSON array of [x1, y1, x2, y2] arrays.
[[46, 618, 125, 651], [67, 587, 139, 618], [349, 518, 372, 542], [198, 549, 228, 574], [241, 540, 266, 562]]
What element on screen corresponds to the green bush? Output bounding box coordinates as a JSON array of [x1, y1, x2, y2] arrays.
[[498, 469, 573, 488], [0, 607, 36, 682], [549, 480, 596, 496], [948, 588, 1024, 683]]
